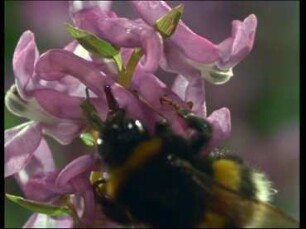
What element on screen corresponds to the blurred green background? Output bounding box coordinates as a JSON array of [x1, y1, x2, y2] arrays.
[[5, 1, 299, 228]]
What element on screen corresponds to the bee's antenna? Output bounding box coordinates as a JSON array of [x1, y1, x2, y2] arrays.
[[160, 96, 193, 111], [104, 85, 120, 114], [160, 96, 181, 111]]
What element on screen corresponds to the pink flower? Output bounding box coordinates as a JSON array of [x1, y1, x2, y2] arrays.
[[5, 1, 258, 227], [9, 135, 117, 227], [172, 75, 231, 154], [70, 1, 163, 73], [131, 1, 257, 84]]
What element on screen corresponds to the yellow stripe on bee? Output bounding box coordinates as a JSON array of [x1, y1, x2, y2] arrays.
[[196, 160, 242, 228], [106, 138, 162, 198], [212, 159, 241, 191]]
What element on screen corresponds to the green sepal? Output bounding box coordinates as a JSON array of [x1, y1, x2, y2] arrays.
[[65, 23, 123, 71], [80, 132, 97, 147], [6, 193, 73, 217], [154, 4, 184, 38], [80, 99, 104, 131]]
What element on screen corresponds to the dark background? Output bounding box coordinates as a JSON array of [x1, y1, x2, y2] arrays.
[[5, 1, 299, 227]]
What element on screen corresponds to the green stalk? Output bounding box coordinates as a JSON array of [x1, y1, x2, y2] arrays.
[[118, 48, 144, 88]]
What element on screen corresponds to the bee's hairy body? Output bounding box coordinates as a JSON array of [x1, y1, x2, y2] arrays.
[[95, 111, 268, 228], [87, 85, 297, 228]]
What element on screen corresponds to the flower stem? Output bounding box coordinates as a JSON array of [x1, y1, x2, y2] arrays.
[[118, 48, 143, 88]]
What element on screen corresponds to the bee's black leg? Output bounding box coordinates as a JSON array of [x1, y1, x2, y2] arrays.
[[160, 96, 213, 155], [177, 109, 212, 154], [92, 179, 139, 227]]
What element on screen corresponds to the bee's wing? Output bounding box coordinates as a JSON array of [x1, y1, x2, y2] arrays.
[[167, 154, 299, 228], [211, 184, 299, 228]]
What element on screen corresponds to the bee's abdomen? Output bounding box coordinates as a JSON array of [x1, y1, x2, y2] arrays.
[[197, 155, 272, 228], [116, 157, 209, 228]]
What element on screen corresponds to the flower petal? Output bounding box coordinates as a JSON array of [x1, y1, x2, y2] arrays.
[[185, 75, 207, 117], [5, 122, 42, 177], [132, 1, 257, 84], [131, 1, 219, 63], [5, 86, 88, 145], [71, 4, 162, 72], [80, 190, 95, 227], [160, 41, 202, 77], [23, 213, 73, 228], [216, 14, 257, 69], [171, 74, 188, 101], [42, 122, 84, 145], [36, 49, 112, 97], [63, 40, 79, 52], [56, 154, 98, 187], [15, 138, 55, 183], [13, 30, 39, 100], [69, 0, 112, 16], [36, 49, 158, 133], [21, 171, 73, 202], [132, 66, 189, 112], [206, 107, 231, 153], [33, 89, 85, 120], [70, 176, 96, 227], [13, 138, 70, 202], [95, 18, 163, 73]]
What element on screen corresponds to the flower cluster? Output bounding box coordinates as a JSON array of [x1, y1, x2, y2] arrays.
[[5, 1, 257, 228]]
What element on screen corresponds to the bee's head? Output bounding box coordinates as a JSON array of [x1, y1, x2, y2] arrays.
[[98, 85, 149, 167]]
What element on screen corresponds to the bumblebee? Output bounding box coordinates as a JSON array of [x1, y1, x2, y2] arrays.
[[82, 85, 298, 228]]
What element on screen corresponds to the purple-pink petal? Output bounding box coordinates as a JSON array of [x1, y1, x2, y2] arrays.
[[131, 1, 257, 73], [23, 213, 73, 228], [206, 107, 231, 154], [13, 31, 39, 100], [16, 137, 55, 181], [132, 64, 190, 112], [13, 138, 72, 201], [216, 14, 257, 69], [21, 171, 73, 202], [70, 176, 96, 227], [185, 75, 207, 117], [63, 40, 79, 52], [80, 190, 96, 227], [171, 74, 189, 101], [160, 41, 202, 77], [42, 122, 85, 145], [56, 154, 98, 187], [5, 122, 42, 177], [71, 3, 162, 73], [69, 0, 112, 17], [36, 49, 113, 97], [36, 49, 159, 132], [33, 89, 85, 120], [131, 1, 219, 63], [93, 17, 162, 73]]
